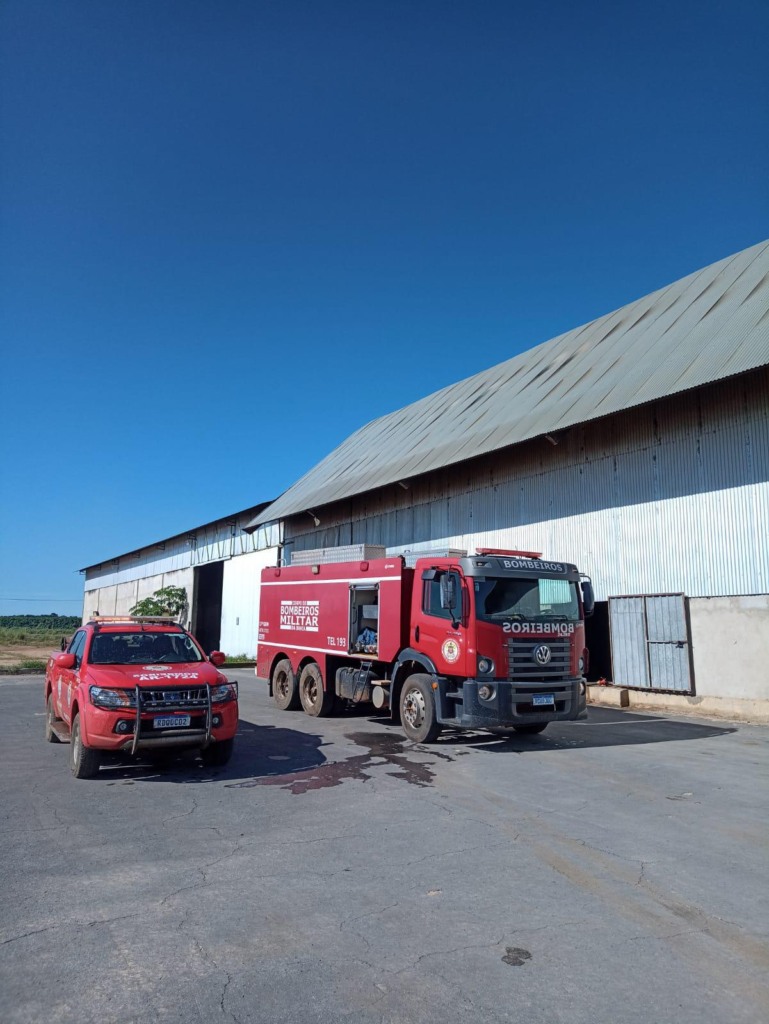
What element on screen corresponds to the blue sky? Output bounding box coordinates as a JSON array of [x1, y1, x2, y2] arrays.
[[1, 0, 767, 615]]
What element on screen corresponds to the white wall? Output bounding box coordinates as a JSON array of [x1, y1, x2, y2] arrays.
[[220, 547, 280, 658], [690, 596, 769, 701]]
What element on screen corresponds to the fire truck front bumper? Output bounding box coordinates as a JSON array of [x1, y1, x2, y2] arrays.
[[436, 677, 587, 729]]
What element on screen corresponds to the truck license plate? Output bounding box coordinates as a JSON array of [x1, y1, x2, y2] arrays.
[[532, 694, 555, 706], [154, 715, 190, 729]]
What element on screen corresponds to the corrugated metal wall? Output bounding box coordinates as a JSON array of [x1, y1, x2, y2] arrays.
[[283, 370, 769, 600], [83, 519, 280, 592], [82, 568, 195, 622], [81, 513, 280, 638]]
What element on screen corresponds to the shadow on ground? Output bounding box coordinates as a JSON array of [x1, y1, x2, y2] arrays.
[[95, 705, 737, 790], [96, 719, 328, 786]]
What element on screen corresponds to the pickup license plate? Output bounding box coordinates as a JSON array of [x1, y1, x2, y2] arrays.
[[532, 694, 555, 706], [154, 715, 191, 729]]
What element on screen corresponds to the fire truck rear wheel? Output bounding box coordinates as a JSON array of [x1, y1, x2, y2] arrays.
[[513, 723, 548, 734], [272, 658, 300, 710], [299, 663, 335, 717], [400, 674, 441, 744], [70, 713, 102, 779]]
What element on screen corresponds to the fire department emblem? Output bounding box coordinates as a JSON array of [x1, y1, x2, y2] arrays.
[[534, 644, 552, 665], [442, 639, 460, 664]]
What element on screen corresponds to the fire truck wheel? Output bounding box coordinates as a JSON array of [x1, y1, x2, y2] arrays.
[[513, 723, 548, 734], [298, 663, 335, 717], [45, 693, 61, 743], [400, 674, 441, 743], [70, 713, 102, 779], [272, 658, 300, 710]]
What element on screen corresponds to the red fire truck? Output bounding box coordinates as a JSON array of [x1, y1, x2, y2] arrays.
[[256, 548, 594, 742]]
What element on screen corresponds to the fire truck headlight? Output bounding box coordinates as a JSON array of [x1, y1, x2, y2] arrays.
[[477, 656, 495, 677], [478, 684, 495, 701], [578, 657, 585, 673]]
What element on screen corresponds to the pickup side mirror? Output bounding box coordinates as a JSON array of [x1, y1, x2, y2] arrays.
[[581, 580, 595, 618], [55, 652, 76, 669], [209, 651, 226, 667]]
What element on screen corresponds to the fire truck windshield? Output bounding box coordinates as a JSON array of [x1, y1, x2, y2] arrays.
[[473, 577, 580, 623]]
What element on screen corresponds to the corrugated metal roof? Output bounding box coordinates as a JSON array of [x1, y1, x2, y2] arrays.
[[249, 241, 769, 529]]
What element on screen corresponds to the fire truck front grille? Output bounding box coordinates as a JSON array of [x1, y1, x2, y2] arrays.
[[507, 638, 571, 680], [139, 687, 209, 710]]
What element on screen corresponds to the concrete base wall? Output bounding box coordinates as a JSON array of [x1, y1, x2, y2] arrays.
[[689, 595, 769, 701], [587, 685, 769, 724]]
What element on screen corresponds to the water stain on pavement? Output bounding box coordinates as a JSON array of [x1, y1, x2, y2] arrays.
[[227, 731, 452, 794], [502, 947, 532, 966]]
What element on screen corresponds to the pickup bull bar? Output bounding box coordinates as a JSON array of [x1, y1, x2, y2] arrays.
[[130, 683, 213, 755]]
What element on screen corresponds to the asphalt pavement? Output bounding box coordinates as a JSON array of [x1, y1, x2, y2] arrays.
[[1, 671, 768, 1024]]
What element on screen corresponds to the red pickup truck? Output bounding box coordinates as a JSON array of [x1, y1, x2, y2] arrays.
[[45, 616, 238, 778]]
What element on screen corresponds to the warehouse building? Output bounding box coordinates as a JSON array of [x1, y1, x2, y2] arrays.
[[247, 241, 769, 714], [81, 505, 279, 657]]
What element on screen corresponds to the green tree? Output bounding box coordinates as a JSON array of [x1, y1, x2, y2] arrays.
[[130, 586, 188, 618]]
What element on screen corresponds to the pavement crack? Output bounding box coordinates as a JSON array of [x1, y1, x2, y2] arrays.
[[86, 912, 141, 928], [395, 935, 505, 975], [162, 797, 199, 827], [339, 901, 401, 953], [1, 924, 59, 947], [219, 971, 241, 1022], [160, 867, 206, 906]]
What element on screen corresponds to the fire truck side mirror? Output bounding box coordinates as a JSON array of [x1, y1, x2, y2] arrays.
[[581, 580, 595, 618], [440, 574, 457, 612]]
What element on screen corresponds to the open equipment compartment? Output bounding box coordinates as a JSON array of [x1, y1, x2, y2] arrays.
[[349, 584, 379, 655]]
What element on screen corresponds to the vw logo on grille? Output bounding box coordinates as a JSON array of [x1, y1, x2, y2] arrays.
[[534, 644, 552, 666]]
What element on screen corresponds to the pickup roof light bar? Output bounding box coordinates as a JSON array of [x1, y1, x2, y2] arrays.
[[88, 615, 183, 631], [475, 548, 543, 559]]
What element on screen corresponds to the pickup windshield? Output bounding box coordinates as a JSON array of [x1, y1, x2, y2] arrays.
[[474, 577, 580, 623], [89, 631, 204, 665]]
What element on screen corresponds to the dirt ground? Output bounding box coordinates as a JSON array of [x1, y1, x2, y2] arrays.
[[0, 643, 57, 666]]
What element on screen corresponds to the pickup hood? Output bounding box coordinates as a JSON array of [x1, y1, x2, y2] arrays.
[[84, 663, 224, 689]]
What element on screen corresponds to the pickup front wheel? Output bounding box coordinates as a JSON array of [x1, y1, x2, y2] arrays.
[[70, 713, 102, 779], [45, 694, 61, 743], [400, 674, 441, 744]]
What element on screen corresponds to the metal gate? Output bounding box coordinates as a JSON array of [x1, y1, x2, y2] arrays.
[[608, 594, 694, 693]]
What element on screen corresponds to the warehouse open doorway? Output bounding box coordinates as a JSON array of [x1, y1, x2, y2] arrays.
[[585, 601, 612, 682], [192, 561, 224, 654]]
